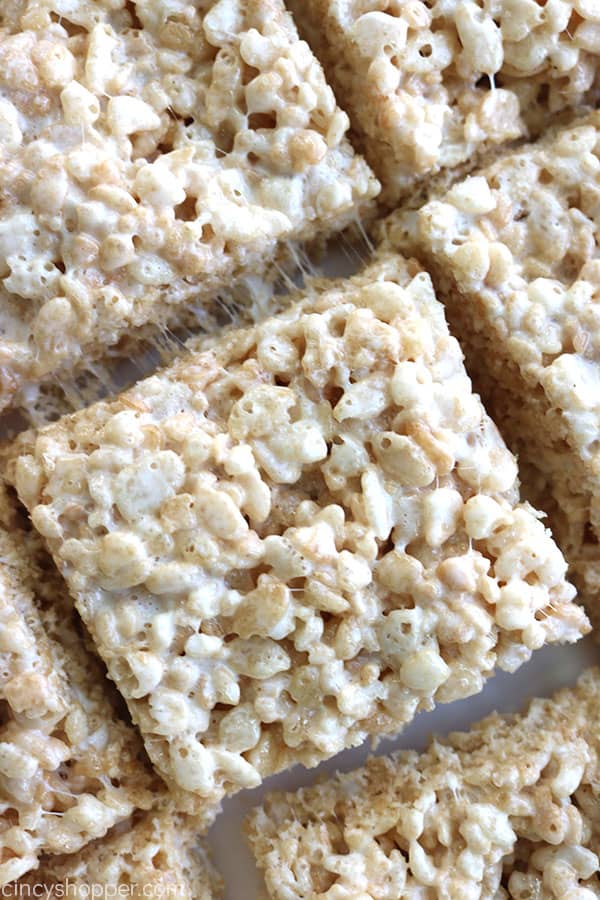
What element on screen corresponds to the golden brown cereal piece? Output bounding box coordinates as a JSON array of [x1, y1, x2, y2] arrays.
[[0, 0, 378, 412], [15, 810, 222, 899], [0, 485, 161, 885], [6, 253, 588, 812], [246, 667, 600, 900], [289, 0, 600, 207], [410, 110, 600, 628]]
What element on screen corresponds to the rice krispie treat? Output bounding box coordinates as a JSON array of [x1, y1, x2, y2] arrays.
[[288, 0, 600, 207], [6, 253, 588, 812], [246, 667, 600, 900], [0, 486, 159, 884], [0, 0, 378, 412], [2, 270, 286, 439], [412, 111, 600, 626], [15, 810, 222, 899]]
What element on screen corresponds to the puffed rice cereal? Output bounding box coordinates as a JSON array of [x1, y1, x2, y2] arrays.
[[0, 485, 158, 885], [413, 110, 600, 629], [5, 273, 281, 435], [289, 0, 600, 206], [6, 253, 588, 812], [246, 666, 600, 900], [13, 809, 222, 899], [0, 0, 378, 411]]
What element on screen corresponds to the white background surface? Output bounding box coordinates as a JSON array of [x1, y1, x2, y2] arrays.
[[5, 237, 591, 898], [200, 238, 600, 898], [208, 638, 599, 898]]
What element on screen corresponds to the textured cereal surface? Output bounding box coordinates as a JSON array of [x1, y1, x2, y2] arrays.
[[414, 110, 600, 619], [0, 0, 378, 411], [1, 269, 284, 439], [247, 667, 600, 900], [289, 0, 600, 206], [0, 486, 158, 885], [15, 810, 222, 899], [7, 253, 588, 812]]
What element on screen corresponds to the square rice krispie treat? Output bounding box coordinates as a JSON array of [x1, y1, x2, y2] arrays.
[[6, 253, 588, 813], [0, 0, 378, 412], [414, 111, 600, 626], [0, 486, 160, 885], [288, 0, 600, 206], [246, 667, 600, 900], [13, 810, 222, 899]]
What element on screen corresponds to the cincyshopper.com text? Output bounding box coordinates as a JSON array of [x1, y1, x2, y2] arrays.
[[1, 883, 188, 898]]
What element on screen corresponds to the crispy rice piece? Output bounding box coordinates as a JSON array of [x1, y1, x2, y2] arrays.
[[410, 110, 600, 627], [0, 485, 162, 884], [6, 253, 588, 812], [0, 0, 378, 412], [288, 0, 600, 207], [14, 810, 222, 899], [246, 667, 600, 900], [1, 272, 287, 440]]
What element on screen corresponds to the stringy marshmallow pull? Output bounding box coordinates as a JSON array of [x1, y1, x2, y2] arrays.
[[0, 0, 378, 410], [7, 253, 588, 810]]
